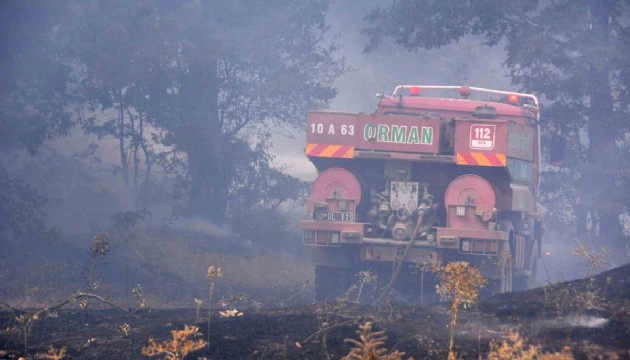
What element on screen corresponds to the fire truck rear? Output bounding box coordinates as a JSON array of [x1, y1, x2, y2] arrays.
[[300, 85, 543, 301]]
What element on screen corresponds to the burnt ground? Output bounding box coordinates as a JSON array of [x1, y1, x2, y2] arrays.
[[1, 264, 630, 360]]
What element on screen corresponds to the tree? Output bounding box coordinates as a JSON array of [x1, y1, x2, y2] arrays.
[[364, 0, 630, 259], [143, 0, 343, 220], [228, 139, 311, 248], [0, 1, 76, 246], [63, 0, 343, 220], [65, 0, 172, 190], [0, 1, 74, 154]]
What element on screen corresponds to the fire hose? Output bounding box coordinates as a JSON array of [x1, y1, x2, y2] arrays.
[[376, 207, 426, 303]]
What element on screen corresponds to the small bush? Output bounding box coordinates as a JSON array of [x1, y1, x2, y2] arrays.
[[343, 321, 412, 360], [435, 261, 487, 360], [141, 324, 206, 360]]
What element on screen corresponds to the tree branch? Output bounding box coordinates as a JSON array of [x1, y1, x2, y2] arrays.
[[301, 318, 358, 344], [1, 292, 142, 320]]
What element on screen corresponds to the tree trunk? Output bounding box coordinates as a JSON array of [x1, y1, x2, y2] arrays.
[[138, 113, 152, 187], [179, 2, 226, 220], [129, 110, 139, 190], [118, 93, 129, 187], [187, 140, 229, 221], [586, 0, 615, 163], [448, 298, 460, 360], [578, 0, 624, 257]]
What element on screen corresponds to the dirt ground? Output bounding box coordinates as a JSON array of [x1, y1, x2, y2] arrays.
[[1, 263, 630, 359]]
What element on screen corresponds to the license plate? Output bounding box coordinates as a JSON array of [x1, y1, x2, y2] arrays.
[[314, 212, 355, 222]]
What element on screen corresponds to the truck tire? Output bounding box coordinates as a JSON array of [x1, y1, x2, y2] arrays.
[[528, 239, 539, 289], [499, 257, 513, 293], [314, 265, 352, 302], [513, 238, 539, 291], [512, 274, 528, 292]]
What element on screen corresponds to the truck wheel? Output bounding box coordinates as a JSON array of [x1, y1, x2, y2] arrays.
[[499, 258, 513, 293], [528, 239, 539, 289], [314, 265, 352, 302], [512, 274, 528, 292], [496, 221, 515, 294], [513, 238, 539, 291]]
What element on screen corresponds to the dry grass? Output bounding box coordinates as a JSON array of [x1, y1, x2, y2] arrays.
[[44, 345, 67, 360], [3, 225, 313, 310], [141, 324, 207, 360], [487, 330, 574, 360], [132, 234, 313, 294]]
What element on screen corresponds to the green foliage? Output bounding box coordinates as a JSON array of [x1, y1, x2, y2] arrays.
[[2, 0, 342, 223], [48, 0, 344, 219], [0, 1, 75, 248], [364, 1, 519, 52], [143, 0, 343, 219], [228, 146, 310, 248], [0, 1, 74, 154]]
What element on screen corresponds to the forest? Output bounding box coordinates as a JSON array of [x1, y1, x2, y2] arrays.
[[1, 0, 629, 359]]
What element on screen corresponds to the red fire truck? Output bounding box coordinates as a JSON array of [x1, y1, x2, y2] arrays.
[[300, 85, 542, 301]]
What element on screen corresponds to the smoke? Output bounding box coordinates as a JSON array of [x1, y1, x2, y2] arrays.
[[166, 216, 232, 239], [538, 314, 610, 329], [564, 314, 609, 328]]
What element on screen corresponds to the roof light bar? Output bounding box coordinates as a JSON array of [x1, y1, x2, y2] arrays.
[[389, 85, 539, 117]]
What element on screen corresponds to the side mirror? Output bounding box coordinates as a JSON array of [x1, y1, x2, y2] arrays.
[[550, 135, 565, 166]]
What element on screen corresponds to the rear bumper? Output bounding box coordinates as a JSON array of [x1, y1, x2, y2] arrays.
[[300, 220, 364, 246], [300, 220, 509, 256], [436, 227, 508, 254]]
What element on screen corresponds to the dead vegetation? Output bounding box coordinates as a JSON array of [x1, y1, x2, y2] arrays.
[[2, 261, 630, 359], [1, 291, 140, 356], [487, 330, 574, 360], [44, 345, 67, 360], [342, 322, 411, 360], [0, 233, 140, 357], [434, 261, 487, 360], [206, 265, 222, 349], [80, 234, 110, 322], [141, 325, 207, 360]]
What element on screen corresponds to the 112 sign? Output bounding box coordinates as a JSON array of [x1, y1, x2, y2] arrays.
[[470, 124, 495, 150]]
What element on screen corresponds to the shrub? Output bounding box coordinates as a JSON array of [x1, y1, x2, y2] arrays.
[[141, 325, 207, 360], [343, 321, 412, 360]]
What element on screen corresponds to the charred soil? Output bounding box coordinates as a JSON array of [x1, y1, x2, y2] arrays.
[[1, 264, 630, 359]]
